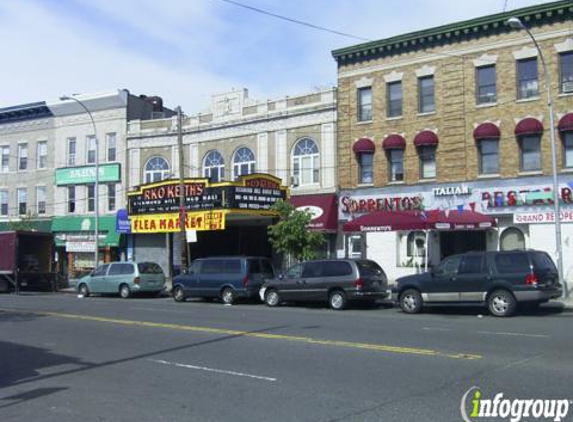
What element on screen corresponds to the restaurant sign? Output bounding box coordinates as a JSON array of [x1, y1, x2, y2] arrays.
[[130, 211, 227, 233], [340, 195, 423, 215], [56, 163, 121, 186]]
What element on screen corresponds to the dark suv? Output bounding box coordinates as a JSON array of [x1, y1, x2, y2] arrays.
[[392, 250, 562, 317], [172, 256, 275, 305], [261, 259, 388, 310]]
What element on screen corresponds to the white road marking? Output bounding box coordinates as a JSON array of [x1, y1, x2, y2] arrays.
[[422, 327, 452, 332], [150, 359, 277, 382], [476, 331, 549, 339]]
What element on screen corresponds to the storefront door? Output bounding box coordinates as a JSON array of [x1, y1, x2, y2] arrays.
[[439, 231, 486, 259]]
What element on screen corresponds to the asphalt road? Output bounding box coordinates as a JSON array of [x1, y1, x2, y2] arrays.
[[0, 293, 572, 422]]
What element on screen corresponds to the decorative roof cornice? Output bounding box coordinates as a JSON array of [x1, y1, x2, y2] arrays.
[[0, 102, 52, 124], [332, 0, 573, 65]]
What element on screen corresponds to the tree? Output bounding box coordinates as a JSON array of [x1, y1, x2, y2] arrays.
[[267, 200, 325, 263]]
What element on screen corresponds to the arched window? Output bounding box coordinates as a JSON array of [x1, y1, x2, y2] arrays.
[[500, 227, 526, 251], [144, 156, 170, 183], [292, 138, 319, 186], [203, 150, 225, 182], [232, 147, 256, 180]]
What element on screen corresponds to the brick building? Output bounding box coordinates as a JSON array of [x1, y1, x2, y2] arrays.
[[332, 1, 573, 282]]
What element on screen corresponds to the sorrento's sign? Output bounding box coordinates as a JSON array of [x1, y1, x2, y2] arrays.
[[340, 195, 423, 215]]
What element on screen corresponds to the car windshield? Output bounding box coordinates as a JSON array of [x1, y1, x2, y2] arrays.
[[356, 260, 384, 277], [137, 262, 164, 274]]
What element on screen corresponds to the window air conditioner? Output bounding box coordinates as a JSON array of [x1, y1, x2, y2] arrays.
[[290, 175, 299, 187]]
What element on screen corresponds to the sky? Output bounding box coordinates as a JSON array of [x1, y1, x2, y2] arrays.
[[0, 0, 561, 113]]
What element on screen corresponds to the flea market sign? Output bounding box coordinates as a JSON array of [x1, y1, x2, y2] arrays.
[[130, 211, 227, 233], [55, 163, 121, 186]]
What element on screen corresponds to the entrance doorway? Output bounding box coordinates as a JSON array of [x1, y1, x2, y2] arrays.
[[439, 231, 486, 259]]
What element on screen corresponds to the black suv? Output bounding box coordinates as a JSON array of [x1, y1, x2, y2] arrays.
[[392, 250, 562, 317], [261, 259, 388, 310]]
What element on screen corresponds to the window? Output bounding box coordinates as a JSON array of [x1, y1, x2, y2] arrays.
[[93, 264, 109, 277], [108, 184, 116, 211], [436, 256, 461, 276], [357, 87, 372, 121], [201, 259, 225, 274], [559, 52, 573, 94], [388, 149, 404, 182], [36, 186, 46, 214], [292, 138, 319, 186], [0, 190, 8, 216], [68, 186, 76, 213], [144, 156, 170, 183], [138, 262, 164, 275], [418, 146, 436, 179], [476, 65, 497, 104], [37, 141, 47, 169], [203, 151, 225, 182], [17, 188, 26, 215], [1, 146, 8, 172], [232, 147, 255, 180], [358, 152, 373, 184], [86, 135, 96, 164], [302, 261, 324, 278], [67, 138, 76, 166], [224, 259, 242, 274], [322, 261, 353, 277], [563, 132, 573, 168], [107, 133, 116, 162], [494, 252, 529, 273], [517, 58, 539, 99], [500, 228, 526, 251], [387, 81, 402, 117], [407, 232, 426, 258], [478, 140, 499, 175], [519, 135, 541, 172], [459, 255, 483, 274], [18, 144, 28, 170], [418, 76, 435, 113], [87, 185, 95, 212], [109, 263, 135, 275], [285, 263, 303, 278]]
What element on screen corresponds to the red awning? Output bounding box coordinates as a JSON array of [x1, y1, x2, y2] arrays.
[[414, 130, 439, 146], [429, 210, 496, 230], [290, 193, 338, 232], [382, 134, 406, 150], [343, 210, 429, 232], [515, 118, 543, 136], [352, 138, 376, 153], [558, 113, 573, 132], [343, 209, 496, 232], [473, 123, 500, 140]]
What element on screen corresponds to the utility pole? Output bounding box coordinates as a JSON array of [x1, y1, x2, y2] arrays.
[[177, 106, 190, 272]]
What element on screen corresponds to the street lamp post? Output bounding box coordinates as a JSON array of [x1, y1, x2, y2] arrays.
[[507, 17, 568, 298], [60, 95, 100, 270]]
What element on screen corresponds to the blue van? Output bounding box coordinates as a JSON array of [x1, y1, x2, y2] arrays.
[[171, 256, 275, 305]]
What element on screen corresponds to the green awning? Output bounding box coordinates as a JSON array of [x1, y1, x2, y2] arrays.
[[52, 216, 121, 247]]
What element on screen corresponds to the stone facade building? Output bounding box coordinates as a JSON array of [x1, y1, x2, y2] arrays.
[[332, 1, 573, 282], [126, 88, 337, 273]]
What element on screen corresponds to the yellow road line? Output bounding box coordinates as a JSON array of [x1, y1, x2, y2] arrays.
[[1, 308, 482, 360]]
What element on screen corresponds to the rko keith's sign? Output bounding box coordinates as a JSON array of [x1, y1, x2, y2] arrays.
[[128, 173, 288, 216]]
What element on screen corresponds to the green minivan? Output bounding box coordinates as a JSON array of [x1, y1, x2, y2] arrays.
[[76, 261, 166, 298]]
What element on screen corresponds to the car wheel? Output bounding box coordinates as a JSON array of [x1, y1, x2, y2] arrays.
[[172, 286, 185, 302], [78, 284, 90, 297], [400, 289, 423, 314], [221, 288, 236, 305], [488, 289, 516, 317], [264, 289, 281, 307], [119, 284, 131, 299], [329, 290, 347, 310]]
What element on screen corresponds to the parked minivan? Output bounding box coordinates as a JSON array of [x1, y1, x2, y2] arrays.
[[392, 250, 562, 317], [171, 256, 275, 305], [76, 261, 166, 298], [261, 259, 389, 310]]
